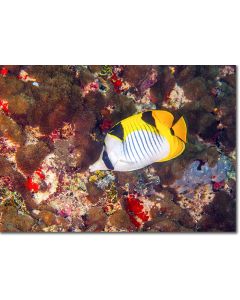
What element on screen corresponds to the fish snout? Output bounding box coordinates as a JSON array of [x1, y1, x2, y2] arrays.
[[89, 159, 108, 172], [89, 163, 99, 172]]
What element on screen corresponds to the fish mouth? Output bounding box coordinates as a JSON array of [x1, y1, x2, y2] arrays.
[[89, 161, 109, 172], [89, 164, 96, 172], [89, 151, 109, 171]]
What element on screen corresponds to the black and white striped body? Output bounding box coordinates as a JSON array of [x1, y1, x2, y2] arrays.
[[104, 122, 170, 171], [89, 110, 186, 172], [121, 131, 169, 170]]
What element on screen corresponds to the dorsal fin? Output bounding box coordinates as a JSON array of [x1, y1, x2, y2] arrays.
[[172, 116, 187, 143], [142, 110, 174, 129], [152, 110, 174, 128]]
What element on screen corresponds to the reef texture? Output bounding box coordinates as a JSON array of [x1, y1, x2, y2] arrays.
[[0, 65, 236, 232]]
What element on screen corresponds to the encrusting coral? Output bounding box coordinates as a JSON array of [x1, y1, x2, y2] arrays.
[[0, 65, 236, 232]]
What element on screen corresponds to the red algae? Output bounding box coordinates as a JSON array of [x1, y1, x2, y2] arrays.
[[0, 99, 9, 114], [25, 177, 39, 193], [0, 67, 8, 77], [35, 168, 45, 180], [212, 180, 225, 191], [49, 128, 61, 141], [110, 73, 123, 94], [100, 119, 114, 132], [124, 194, 149, 229]]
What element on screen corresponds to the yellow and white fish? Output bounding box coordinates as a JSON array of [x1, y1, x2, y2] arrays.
[[89, 110, 187, 172]]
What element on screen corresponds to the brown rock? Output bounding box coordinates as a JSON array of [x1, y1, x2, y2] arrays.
[[88, 66, 103, 73], [199, 147, 219, 167], [156, 157, 191, 187], [200, 95, 215, 112], [16, 141, 51, 175], [37, 210, 69, 231], [86, 183, 104, 204], [159, 66, 176, 100], [224, 74, 235, 88], [0, 157, 37, 210], [143, 217, 180, 232], [143, 217, 193, 232], [153, 162, 175, 185], [0, 113, 26, 145], [39, 210, 56, 226], [109, 210, 134, 230], [0, 76, 24, 98], [170, 159, 190, 180], [73, 110, 98, 166], [159, 193, 194, 228], [86, 207, 107, 232], [176, 66, 196, 85], [199, 191, 236, 232], [78, 68, 95, 86], [55, 216, 70, 230], [47, 104, 69, 133], [159, 197, 184, 220], [122, 65, 151, 86], [150, 82, 163, 104], [111, 94, 136, 122], [8, 95, 31, 115], [198, 113, 218, 139], [183, 77, 207, 101], [16, 214, 35, 232], [0, 206, 35, 232], [0, 157, 13, 175], [116, 171, 138, 192]]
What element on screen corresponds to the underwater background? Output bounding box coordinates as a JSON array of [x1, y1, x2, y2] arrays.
[[0, 65, 236, 232]]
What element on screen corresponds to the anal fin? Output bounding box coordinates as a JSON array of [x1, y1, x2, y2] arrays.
[[158, 136, 185, 162]]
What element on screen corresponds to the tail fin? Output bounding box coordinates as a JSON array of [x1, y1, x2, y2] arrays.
[[172, 116, 187, 143], [152, 110, 174, 128]]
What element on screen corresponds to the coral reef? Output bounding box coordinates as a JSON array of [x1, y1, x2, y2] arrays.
[[0, 65, 236, 232]]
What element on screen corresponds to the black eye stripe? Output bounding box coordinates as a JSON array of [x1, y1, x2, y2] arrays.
[[108, 122, 124, 140], [102, 150, 114, 170]]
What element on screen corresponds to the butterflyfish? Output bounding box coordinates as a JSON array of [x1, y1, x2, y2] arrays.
[[89, 110, 187, 172]]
